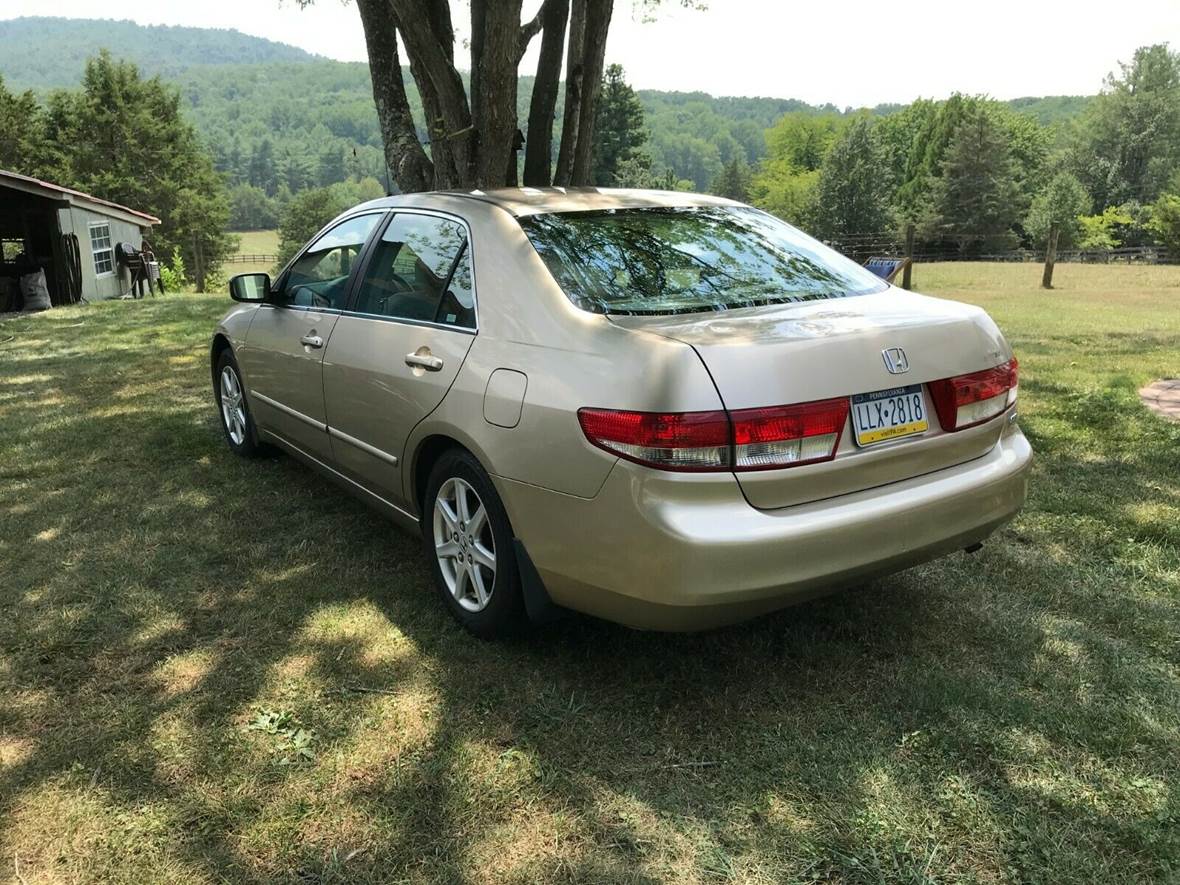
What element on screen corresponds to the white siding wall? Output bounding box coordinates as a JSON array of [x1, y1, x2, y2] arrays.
[[57, 206, 150, 301]]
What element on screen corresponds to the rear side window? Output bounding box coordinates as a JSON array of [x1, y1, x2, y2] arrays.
[[519, 206, 887, 316], [352, 214, 474, 329]]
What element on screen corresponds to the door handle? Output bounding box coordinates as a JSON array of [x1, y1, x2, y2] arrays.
[[405, 351, 444, 371], [300, 334, 324, 348]]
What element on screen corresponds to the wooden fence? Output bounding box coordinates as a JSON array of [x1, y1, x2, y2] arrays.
[[225, 254, 278, 264]]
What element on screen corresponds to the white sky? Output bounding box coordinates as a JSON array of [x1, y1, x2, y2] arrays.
[[2, 0, 1179, 106]]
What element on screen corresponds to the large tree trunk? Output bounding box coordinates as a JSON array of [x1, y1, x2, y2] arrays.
[[472, 0, 524, 186], [391, 0, 473, 188], [553, 0, 587, 186], [571, 0, 613, 185], [355, 0, 432, 193], [348, 0, 617, 192], [523, 0, 569, 186]]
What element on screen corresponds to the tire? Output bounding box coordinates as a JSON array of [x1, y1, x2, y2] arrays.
[[214, 350, 261, 457], [423, 449, 525, 638]]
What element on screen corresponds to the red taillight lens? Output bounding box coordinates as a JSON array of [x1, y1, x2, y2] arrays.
[[577, 408, 731, 471], [578, 397, 850, 472], [730, 397, 849, 470], [928, 359, 1018, 431]]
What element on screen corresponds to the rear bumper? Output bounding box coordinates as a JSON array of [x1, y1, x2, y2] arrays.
[[495, 424, 1032, 631]]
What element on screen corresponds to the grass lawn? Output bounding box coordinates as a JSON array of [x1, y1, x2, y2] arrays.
[[1, 262, 1178, 883]]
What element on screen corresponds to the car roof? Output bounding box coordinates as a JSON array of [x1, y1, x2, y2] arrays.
[[354, 187, 743, 218]]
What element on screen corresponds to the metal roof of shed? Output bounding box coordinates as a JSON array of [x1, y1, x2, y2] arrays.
[[0, 168, 160, 226]]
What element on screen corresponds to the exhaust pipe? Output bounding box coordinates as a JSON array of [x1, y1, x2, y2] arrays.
[[963, 542, 983, 554]]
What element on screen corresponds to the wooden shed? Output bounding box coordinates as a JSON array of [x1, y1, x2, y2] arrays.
[[0, 169, 160, 308]]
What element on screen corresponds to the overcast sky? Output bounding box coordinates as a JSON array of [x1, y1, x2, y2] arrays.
[[3, 0, 1179, 106]]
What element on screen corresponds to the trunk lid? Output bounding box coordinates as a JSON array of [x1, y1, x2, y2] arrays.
[[609, 289, 1013, 509]]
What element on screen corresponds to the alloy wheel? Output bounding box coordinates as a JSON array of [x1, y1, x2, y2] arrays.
[[433, 476, 497, 612], [219, 365, 247, 446]]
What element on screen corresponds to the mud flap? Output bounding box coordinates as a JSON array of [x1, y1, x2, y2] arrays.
[[513, 538, 566, 625]]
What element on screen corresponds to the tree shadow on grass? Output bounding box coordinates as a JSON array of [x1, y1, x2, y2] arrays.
[[1, 300, 1178, 882]]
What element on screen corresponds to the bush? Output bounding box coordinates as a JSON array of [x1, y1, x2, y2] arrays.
[[159, 247, 187, 291], [1148, 193, 1180, 255]]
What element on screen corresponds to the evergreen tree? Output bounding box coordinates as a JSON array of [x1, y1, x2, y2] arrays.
[[711, 157, 751, 202], [926, 106, 1021, 253], [318, 146, 347, 187], [591, 65, 650, 187], [249, 139, 278, 194], [0, 75, 57, 178], [811, 116, 892, 240], [41, 51, 233, 289]]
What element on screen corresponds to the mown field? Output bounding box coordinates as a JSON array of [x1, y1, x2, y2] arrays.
[[227, 229, 280, 276], [1, 263, 1178, 883]]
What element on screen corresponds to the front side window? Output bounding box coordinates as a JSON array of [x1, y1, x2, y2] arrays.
[[351, 214, 474, 329], [519, 206, 888, 316], [89, 223, 113, 276], [282, 213, 381, 309]]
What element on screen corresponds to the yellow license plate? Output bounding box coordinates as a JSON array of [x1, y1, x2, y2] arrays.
[[851, 384, 929, 447]]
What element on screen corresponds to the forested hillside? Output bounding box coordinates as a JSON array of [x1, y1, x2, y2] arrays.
[[0, 16, 1094, 197], [0, 17, 316, 87]]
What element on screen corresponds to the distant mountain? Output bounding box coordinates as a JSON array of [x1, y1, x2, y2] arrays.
[[0, 16, 1094, 192], [0, 16, 317, 88], [1006, 95, 1093, 127]]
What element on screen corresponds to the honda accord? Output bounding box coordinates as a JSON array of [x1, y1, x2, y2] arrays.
[[211, 188, 1031, 636]]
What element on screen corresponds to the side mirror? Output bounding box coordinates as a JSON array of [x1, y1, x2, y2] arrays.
[[229, 273, 271, 303]]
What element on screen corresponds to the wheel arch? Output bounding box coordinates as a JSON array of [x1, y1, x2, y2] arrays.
[[210, 333, 233, 388], [411, 434, 472, 518]]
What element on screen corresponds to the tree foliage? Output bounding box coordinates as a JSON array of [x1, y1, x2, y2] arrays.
[[1070, 44, 1180, 210], [1149, 192, 1180, 255], [0, 75, 56, 177], [277, 188, 346, 267], [592, 65, 650, 186], [1025, 172, 1091, 247], [1077, 206, 1135, 252]]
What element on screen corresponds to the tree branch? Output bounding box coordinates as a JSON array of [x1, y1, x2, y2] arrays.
[[518, 6, 546, 58]]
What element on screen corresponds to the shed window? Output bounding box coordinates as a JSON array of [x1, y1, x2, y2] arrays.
[[90, 222, 114, 276]]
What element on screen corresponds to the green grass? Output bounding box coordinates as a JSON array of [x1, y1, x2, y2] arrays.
[[1, 263, 1179, 883]]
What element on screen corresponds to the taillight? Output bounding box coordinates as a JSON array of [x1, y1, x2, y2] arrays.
[[577, 397, 849, 472], [928, 359, 1018, 432], [730, 398, 849, 470], [577, 408, 731, 471]]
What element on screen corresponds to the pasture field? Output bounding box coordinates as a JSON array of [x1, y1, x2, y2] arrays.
[[0, 263, 1178, 883], [226, 229, 280, 276]]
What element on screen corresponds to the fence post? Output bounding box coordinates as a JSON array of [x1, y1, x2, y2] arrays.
[[901, 223, 915, 290], [1041, 224, 1060, 289]]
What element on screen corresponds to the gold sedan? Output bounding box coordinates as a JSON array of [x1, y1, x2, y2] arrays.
[[211, 188, 1031, 636]]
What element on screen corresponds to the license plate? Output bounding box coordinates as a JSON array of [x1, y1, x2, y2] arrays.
[[851, 384, 928, 447]]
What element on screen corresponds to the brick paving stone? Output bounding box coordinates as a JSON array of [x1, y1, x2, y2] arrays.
[[1139, 379, 1180, 421]]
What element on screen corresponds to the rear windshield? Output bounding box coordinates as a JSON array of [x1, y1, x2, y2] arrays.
[[519, 205, 888, 316]]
